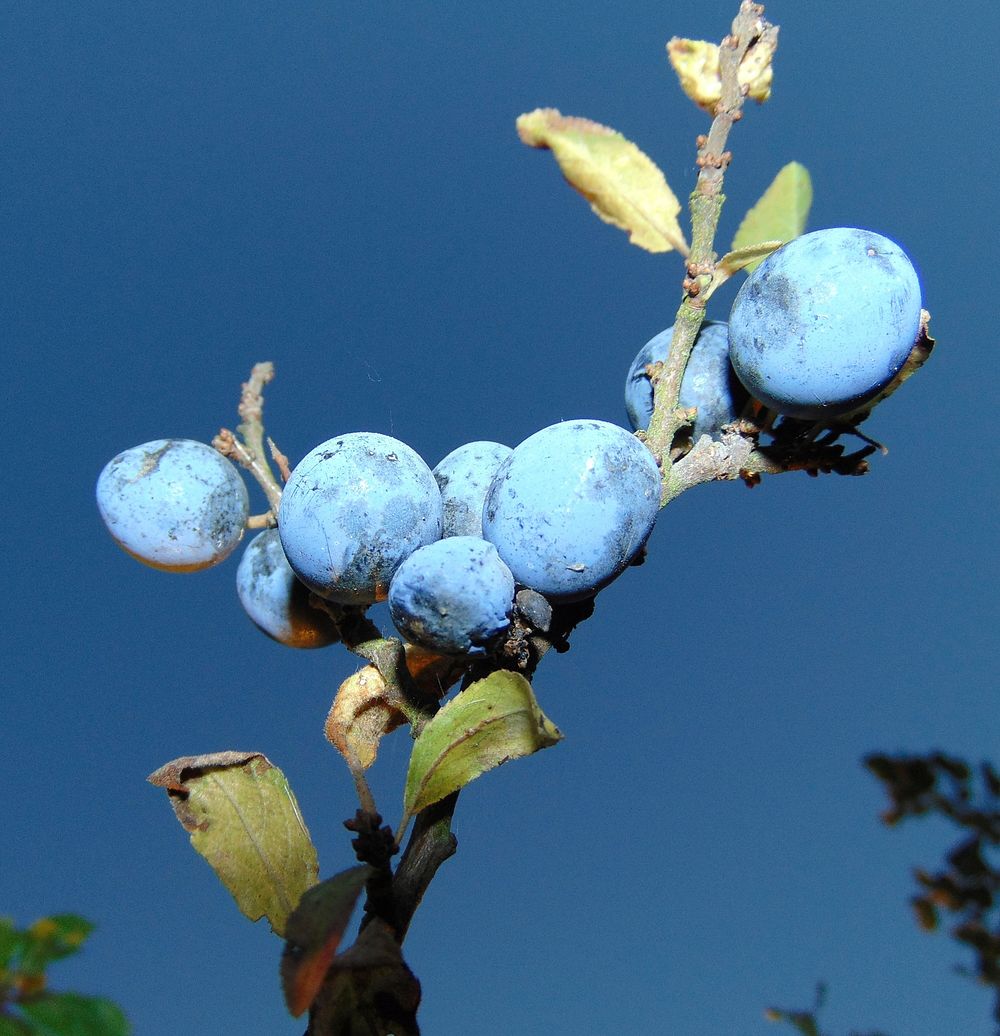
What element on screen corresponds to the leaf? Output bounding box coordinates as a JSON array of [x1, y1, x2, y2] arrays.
[[281, 865, 372, 1018], [0, 1015, 33, 1035], [325, 667, 406, 772], [763, 1005, 821, 1036], [148, 752, 319, 937], [731, 162, 812, 271], [307, 920, 421, 1036], [18, 993, 130, 1036], [717, 240, 783, 277], [18, 915, 93, 977], [517, 108, 687, 254], [402, 671, 562, 826], [667, 27, 779, 114], [325, 648, 465, 772], [0, 916, 28, 968]]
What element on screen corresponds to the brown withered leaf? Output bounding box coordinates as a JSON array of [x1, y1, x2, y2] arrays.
[[325, 667, 403, 771], [280, 865, 372, 1018], [325, 649, 467, 772]]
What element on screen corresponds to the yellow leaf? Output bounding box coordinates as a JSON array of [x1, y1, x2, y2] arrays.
[[517, 108, 687, 254], [666, 30, 778, 114]]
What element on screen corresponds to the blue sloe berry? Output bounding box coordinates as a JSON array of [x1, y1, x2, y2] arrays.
[[728, 228, 922, 420], [625, 321, 748, 439], [236, 529, 340, 648], [433, 441, 513, 538], [388, 536, 515, 656], [96, 438, 249, 572], [482, 420, 660, 601], [277, 432, 443, 605]]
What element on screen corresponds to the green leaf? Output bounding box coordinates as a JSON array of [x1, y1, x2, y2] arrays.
[[0, 916, 28, 968], [281, 865, 372, 1018], [18, 917, 93, 975], [717, 240, 783, 278], [764, 1006, 821, 1036], [148, 751, 319, 938], [402, 671, 562, 827], [0, 1015, 34, 1035], [18, 993, 129, 1036], [517, 108, 688, 254], [731, 162, 812, 272]]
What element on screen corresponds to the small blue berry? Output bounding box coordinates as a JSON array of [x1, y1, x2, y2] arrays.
[[482, 420, 660, 601], [278, 432, 443, 605], [433, 441, 513, 538], [388, 537, 515, 656], [236, 529, 340, 648], [728, 228, 922, 420], [625, 321, 748, 439], [96, 439, 249, 572]]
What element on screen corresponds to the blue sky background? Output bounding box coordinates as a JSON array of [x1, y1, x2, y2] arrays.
[[3, 2, 996, 1033]]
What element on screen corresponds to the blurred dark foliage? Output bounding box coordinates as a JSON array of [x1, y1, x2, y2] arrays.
[[866, 752, 1000, 1032], [765, 982, 889, 1036]]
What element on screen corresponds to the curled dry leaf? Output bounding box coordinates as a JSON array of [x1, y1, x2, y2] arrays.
[[325, 647, 466, 771], [666, 27, 779, 114], [326, 666, 404, 771]]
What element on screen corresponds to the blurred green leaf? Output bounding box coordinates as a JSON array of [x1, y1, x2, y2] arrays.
[[517, 108, 688, 254], [0, 1015, 34, 1035], [281, 865, 372, 1018], [0, 916, 28, 968], [18, 993, 129, 1036], [18, 917, 93, 975], [731, 162, 812, 272], [764, 1006, 821, 1036], [148, 751, 319, 937], [402, 671, 562, 827]]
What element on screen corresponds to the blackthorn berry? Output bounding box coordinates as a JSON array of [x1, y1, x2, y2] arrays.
[[482, 420, 660, 601], [728, 228, 922, 420], [625, 321, 748, 439], [388, 536, 515, 656], [277, 432, 443, 605], [236, 529, 340, 648], [96, 439, 249, 572], [433, 441, 513, 538]]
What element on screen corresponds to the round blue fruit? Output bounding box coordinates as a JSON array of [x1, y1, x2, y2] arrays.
[[96, 438, 249, 572], [728, 228, 922, 420], [625, 321, 748, 439], [388, 536, 515, 656], [277, 432, 443, 605], [236, 529, 340, 649], [482, 420, 660, 601], [433, 441, 513, 538]]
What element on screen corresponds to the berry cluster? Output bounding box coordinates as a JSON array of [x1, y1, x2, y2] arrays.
[[96, 227, 923, 661]]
